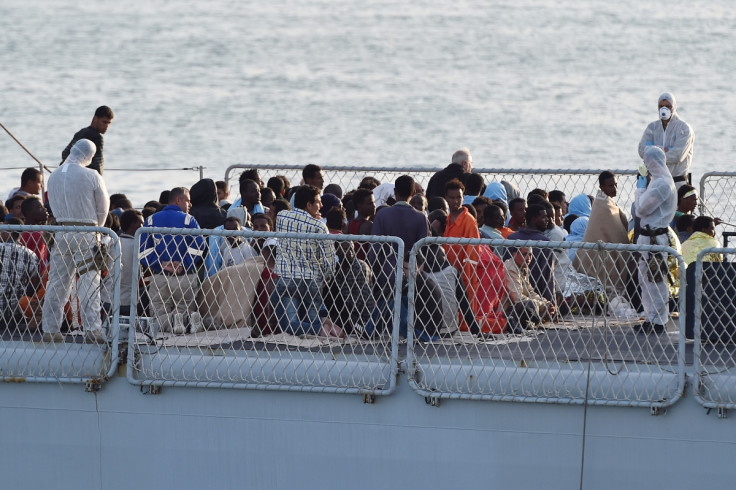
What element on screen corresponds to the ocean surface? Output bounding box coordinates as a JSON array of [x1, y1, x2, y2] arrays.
[[1, 0, 735, 206]]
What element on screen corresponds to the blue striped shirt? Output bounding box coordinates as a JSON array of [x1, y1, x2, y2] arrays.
[[274, 209, 337, 281]]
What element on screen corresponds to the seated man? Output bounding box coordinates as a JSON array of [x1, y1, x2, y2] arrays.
[[216, 180, 231, 209], [507, 198, 526, 231], [398, 251, 444, 341], [5, 194, 27, 222], [251, 239, 279, 337], [480, 203, 506, 240], [420, 239, 481, 338], [19, 196, 49, 276], [670, 185, 697, 228], [346, 188, 375, 261], [410, 193, 428, 214], [443, 179, 480, 320], [326, 207, 346, 234], [139, 187, 206, 334], [0, 218, 41, 327], [204, 206, 253, 277], [574, 179, 632, 297], [676, 214, 695, 243], [463, 173, 485, 205], [503, 246, 557, 330], [271, 185, 340, 337], [508, 204, 557, 303], [681, 216, 722, 265], [218, 217, 258, 269], [119, 209, 144, 316], [250, 212, 273, 254], [8, 167, 43, 200], [323, 241, 375, 336]]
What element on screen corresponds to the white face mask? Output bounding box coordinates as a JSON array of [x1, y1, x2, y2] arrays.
[[659, 106, 672, 121]]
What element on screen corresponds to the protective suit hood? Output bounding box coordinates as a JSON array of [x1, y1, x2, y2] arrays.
[[644, 146, 669, 180], [635, 146, 676, 229], [63, 139, 96, 167], [658, 92, 677, 114]]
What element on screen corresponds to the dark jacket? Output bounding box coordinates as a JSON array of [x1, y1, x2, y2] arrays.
[[425, 163, 466, 199], [189, 178, 227, 229], [61, 126, 104, 174]]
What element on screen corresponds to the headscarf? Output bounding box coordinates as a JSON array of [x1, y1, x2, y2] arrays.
[[565, 216, 589, 261], [227, 205, 251, 228], [63, 139, 96, 167], [567, 193, 591, 218], [482, 181, 508, 204]]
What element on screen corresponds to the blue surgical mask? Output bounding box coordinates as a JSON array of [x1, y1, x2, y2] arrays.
[[659, 106, 672, 121]]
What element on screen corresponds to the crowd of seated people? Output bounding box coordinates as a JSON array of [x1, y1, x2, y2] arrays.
[[0, 151, 726, 341]]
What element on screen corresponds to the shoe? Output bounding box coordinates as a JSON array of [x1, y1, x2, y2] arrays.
[[84, 330, 107, 344], [172, 313, 186, 335], [651, 323, 666, 334], [42, 332, 65, 343], [636, 321, 666, 335], [189, 312, 204, 334]]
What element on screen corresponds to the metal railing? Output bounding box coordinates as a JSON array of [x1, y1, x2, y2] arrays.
[[0, 224, 121, 385], [405, 237, 686, 409], [699, 173, 736, 237], [692, 248, 736, 410], [223, 164, 638, 213], [126, 227, 404, 395]]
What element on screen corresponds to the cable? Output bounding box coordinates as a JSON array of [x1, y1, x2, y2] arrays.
[[0, 121, 53, 173]]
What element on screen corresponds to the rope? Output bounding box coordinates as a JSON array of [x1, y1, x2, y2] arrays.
[[0, 121, 53, 174], [104, 167, 204, 172], [700, 200, 736, 228]]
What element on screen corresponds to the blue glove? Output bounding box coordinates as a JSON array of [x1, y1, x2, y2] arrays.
[[645, 141, 653, 146], [637, 175, 648, 189]]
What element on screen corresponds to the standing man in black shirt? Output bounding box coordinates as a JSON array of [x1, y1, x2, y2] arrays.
[[60, 105, 114, 175], [425, 148, 473, 199]]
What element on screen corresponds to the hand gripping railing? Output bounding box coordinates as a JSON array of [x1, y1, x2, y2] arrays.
[[405, 237, 686, 409], [126, 226, 404, 395], [0, 224, 121, 386]]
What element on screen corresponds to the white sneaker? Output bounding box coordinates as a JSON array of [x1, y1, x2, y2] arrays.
[[189, 312, 204, 334], [42, 332, 65, 343], [173, 313, 186, 335]]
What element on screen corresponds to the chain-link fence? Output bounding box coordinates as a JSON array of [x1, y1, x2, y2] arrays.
[[405, 237, 685, 408], [699, 173, 736, 245], [223, 164, 638, 216], [691, 248, 736, 410], [126, 227, 404, 394], [0, 224, 121, 384]]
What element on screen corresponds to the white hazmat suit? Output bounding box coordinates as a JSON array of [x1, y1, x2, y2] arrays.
[[638, 92, 695, 188], [42, 139, 110, 336], [635, 146, 677, 328]]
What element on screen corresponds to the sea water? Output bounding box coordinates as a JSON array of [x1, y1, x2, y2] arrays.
[[1, 0, 735, 206]]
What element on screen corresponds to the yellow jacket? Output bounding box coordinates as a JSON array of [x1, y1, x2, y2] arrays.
[[681, 231, 722, 265]]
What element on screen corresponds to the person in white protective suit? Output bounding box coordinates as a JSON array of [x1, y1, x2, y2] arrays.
[[634, 146, 677, 334], [637, 92, 694, 189], [41, 139, 110, 343]]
